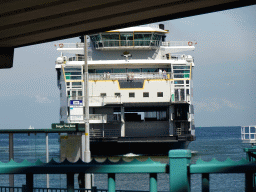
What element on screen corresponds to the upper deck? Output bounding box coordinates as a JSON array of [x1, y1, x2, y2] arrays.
[[55, 25, 196, 56]]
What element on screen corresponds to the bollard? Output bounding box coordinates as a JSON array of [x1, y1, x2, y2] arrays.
[[169, 150, 191, 192], [108, 173, 115, 192]]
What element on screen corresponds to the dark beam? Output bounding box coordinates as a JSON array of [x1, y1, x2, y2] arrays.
[[0, 47, 14, 69]]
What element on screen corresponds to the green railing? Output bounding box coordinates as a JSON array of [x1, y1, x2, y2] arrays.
[[1, 149, 256, 192]]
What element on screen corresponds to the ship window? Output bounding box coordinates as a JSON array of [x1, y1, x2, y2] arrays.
[[157, 92, 163, 97], [96, 69, 112, 73], [72, 82, 82, 88], [67, 91, 70, 96], [186, 89, 189, 95], [102, 34, 119, 40], [115, 93, 121, 97], [134, 33, 151, 46], [162, 68, 171, 72], [88, 69, 95, 73], [152, 33, 162, 41], [100, 93, 106, 97], [73, 82, 82, 85], [186, 80, 189, 84], [173, 66, 190, 69], [127, 68, 141, 73], [90, 34, 101, 42], [143, 92, 149, 97], [70, 76, 82, 80], [65, 72, 81, 75], [142, 68, 157, 72], [102, 34, 119, 47], [175, 81, 184, 84], [72, 91, 76, 97], [78, 91, 82, 97], [129, 92, 135, 97], [113, 69, 126, 73]]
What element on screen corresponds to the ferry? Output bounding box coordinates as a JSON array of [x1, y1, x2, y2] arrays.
[[54, 24, 196, 159]]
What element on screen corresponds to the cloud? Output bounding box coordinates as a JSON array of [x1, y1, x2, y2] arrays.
[[194, 97, 246, 112], [35, 95, 54, 103]]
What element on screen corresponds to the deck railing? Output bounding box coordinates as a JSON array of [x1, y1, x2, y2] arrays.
[[1, 149, 256, 192], [92, 40, 161, 49], [89, 72, 173, 81]]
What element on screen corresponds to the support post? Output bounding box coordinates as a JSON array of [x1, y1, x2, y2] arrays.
[[245, 172, 253, 192], [108, 173, 115, 192], [169, 106, 174, 136], [26, 173, 33, 192], [150, 173, 157, 192], [46, 133, 49, 188], [121, 106, 125, 137], [84, 34, 91, 189], [9, 133, 14, 188], [67, 173, 74, 192], [202, 173, 209, 192], [169, 150, 191, 192]]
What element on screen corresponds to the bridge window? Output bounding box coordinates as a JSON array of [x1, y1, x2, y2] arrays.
[[100, 93, 106, 97], [115, 93, 120, 97], [143, 92, 149, 97], [157, 92, 163, 97], [129, 92, 135, 97]]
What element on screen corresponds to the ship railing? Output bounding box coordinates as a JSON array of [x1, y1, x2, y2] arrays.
[[56, 43, 90, 48], [90, 96, 122, 106], [90, 127, 120, 138], [169, 54, 194, 61], [89, 72, 173, 80], [68, 56, 92, 61], [92, 40, 161, 49], [241, 126, 256, 143], [64, 54, 191, 62], [68, 115, 84, 123], [90, 114, 107, 122], [67, 96, 122, 106], [162, 41, 197, 47], [108, 114, 121, 122]]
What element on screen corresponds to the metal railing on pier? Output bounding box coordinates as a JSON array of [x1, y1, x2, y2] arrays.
[[1, 148, 256, 192]]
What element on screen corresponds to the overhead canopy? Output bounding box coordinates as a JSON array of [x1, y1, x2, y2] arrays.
[[0, 0, 255, 68]]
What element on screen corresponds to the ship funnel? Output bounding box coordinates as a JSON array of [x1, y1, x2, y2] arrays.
[[159, 24, 164, 30]]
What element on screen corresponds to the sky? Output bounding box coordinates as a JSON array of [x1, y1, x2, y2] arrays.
[[0, 5, 255, 129]]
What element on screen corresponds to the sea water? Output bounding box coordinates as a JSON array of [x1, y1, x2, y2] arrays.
[[0, 126, 251, 191]]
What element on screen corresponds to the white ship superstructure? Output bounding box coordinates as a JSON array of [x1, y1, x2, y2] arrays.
[[55, 24, 196, 156]]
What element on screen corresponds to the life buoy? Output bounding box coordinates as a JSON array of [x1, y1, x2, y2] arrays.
[[59, 43, 64, 48], [188, 41, 193, 46]]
